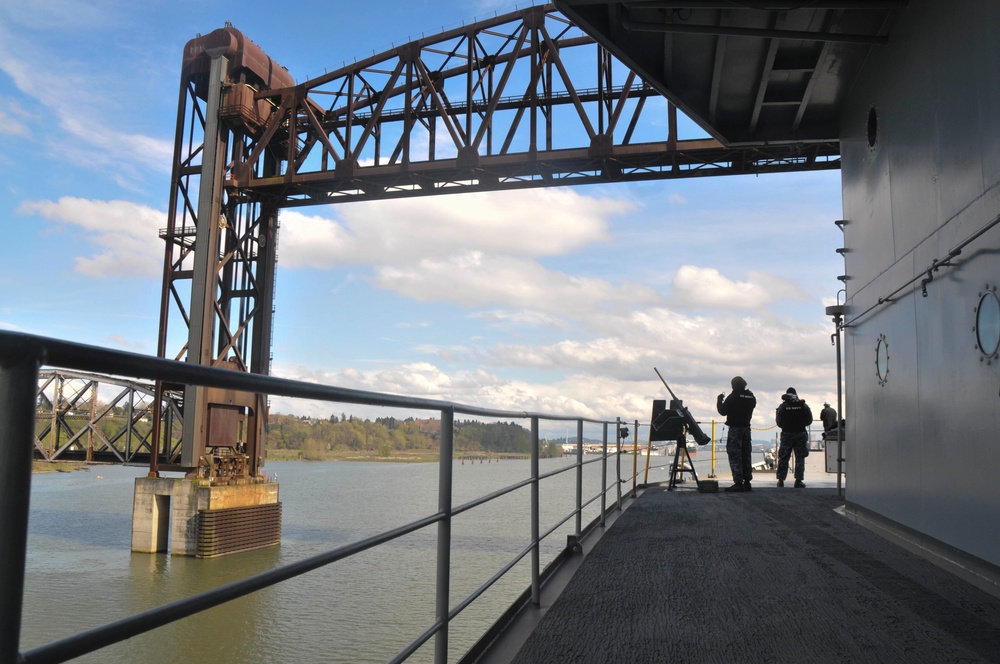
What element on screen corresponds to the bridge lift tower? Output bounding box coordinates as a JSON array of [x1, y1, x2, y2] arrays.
[[135, 6, 839, 556]]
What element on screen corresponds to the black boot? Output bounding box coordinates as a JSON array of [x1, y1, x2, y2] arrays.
[[724, 482, 745, 492]]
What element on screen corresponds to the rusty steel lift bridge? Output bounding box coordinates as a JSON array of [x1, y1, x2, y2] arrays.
[[144, 4, 841, 479]]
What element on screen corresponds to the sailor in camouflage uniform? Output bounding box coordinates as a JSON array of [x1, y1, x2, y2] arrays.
[[775, 387, 813, 488], [717, 376, 757, 492]]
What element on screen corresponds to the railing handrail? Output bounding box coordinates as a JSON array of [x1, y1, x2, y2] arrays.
[[2, 332, 614, 425], [1, 330, 633, 664]]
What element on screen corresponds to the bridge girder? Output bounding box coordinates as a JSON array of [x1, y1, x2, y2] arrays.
[[35, 370, 183, 465], [157, 5, 839, 474], [222, 5, 837, 205]]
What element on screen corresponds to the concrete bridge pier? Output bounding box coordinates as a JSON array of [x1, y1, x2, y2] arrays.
[[131, 477, 280, 558]]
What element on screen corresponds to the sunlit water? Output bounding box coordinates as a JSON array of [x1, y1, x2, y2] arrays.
[[20, 455, 647, 663]]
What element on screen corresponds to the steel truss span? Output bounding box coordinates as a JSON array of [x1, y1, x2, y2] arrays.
[[160, 4, 839, 472], [205, 5, 838, 207], [34, 370, 182, 465]]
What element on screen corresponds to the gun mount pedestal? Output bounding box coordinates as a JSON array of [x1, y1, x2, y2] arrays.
[[668, 435, 700, 490]]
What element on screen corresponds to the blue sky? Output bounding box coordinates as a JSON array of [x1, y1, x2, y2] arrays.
[[0, 0, 845, 429]]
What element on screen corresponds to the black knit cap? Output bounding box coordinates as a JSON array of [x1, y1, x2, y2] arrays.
[[786, 387, 797, 395], [731, 376, 747, 390]]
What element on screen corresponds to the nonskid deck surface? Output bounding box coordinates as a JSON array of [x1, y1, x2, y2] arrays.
[[510, 486, 1000, 663]]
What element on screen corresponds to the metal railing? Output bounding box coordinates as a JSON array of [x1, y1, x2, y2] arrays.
[[0, 331, 633, 664]]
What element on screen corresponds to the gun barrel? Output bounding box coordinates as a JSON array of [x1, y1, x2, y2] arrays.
[[653, 367, 679, 401]]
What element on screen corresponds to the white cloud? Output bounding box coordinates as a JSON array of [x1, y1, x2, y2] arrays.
[[277, 188, 649, 313], [0, 97, 30, 136], [668, 265, 807, 310], [18, 197, 164, 278], [469, 309, 570, 330], [278, 188, 628, 268], [268, 343, 836, 427], [0, 0, 112, 30], [105, 333, 148, 352], [408, 303, 837, 422], [374, 253, 664, 314], [0, 25, 172, 176]]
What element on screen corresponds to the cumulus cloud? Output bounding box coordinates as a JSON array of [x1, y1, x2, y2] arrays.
[[401, 303, 836, 422], [278, 188, 628, 268], [668, 265, 807, 310], [277, 188, 648, 313], [18, 197, 164, 278], [269, 337, 835, 427], [374, 253, 663, 314]]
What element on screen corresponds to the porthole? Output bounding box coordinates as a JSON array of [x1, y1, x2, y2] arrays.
[[876, 333, 889, 385], [975, 287, 1000, 362], [867, 106, 878, 148]]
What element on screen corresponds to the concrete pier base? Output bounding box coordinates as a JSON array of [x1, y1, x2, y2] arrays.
[[132, 477, 280, 557]]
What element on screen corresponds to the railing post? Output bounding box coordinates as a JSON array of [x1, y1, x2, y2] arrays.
[[575, 419, 583, 537], [530, 417, 540, 605], [600, 422, 608, 527], [0, 343, 42, 663], [632, 420, 639, 498], [710, 420, 717, 478], [434, 407, 454, 664], [616, 418, 622, 511]]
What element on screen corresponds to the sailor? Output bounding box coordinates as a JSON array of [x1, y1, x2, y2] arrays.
[[775, 387, 813, 488], [820, 401, 838, 432], [717, 376, 756, 492]]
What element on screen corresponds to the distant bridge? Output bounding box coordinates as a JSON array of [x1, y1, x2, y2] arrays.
[[34, 370, 181, 465]]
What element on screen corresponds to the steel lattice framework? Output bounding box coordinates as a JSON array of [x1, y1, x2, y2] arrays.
[[35, 370, 183, 465], [229, 6, 838, 204], [156, 4, 839, 475]]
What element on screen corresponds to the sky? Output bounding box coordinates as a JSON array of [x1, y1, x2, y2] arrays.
[[0, 0, 846, 435]]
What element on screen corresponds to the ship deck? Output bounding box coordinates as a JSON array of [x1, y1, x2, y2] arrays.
[[483, 476, 1000, 663]]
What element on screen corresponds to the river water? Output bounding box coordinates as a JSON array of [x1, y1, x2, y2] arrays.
[[20, 454, 656, 663]]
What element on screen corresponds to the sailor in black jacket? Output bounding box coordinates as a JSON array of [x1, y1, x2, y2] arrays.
[[775, 387, 813, 488], [717, 376, 757, 492]]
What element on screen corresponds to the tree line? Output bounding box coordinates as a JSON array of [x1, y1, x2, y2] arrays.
[[266, 414, 564, 459]]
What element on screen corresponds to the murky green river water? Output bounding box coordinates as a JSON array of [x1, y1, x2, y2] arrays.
[[20, 456, 637, 663]]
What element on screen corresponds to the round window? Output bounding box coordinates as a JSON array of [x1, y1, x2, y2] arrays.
[[976, 289, 1000, 359], [876, 333, 889, 385]]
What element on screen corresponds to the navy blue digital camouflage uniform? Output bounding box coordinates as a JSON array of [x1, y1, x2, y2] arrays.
[[775, 387, 814, 486], [717, 376, 757, 489]]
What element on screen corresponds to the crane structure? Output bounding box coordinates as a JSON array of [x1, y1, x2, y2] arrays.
[[155, 5, 839, 479]]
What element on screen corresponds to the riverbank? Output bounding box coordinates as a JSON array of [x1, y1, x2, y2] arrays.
[[264, 448, 537, 463], [267, 449, 530, 463], [31, 461, 85, 474], [266, 448, 441, 462]]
